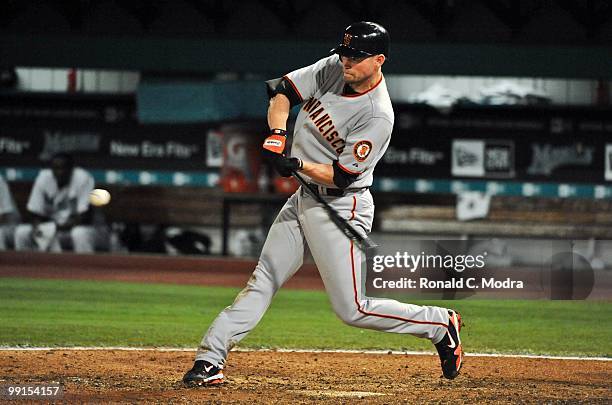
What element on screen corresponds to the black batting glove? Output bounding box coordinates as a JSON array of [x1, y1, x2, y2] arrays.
[[273, 155, 303, 177]]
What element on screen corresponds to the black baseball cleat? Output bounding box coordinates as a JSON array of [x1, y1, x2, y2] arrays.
[[182, 360, 224, 386], [434, 310, 464, 380]]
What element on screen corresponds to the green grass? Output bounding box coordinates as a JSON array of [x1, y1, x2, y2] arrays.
[[0, 278, 610, 356]]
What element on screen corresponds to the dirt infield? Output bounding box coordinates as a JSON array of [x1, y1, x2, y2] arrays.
[[1, 252, 611, 403], [1, 349, 610, 404]]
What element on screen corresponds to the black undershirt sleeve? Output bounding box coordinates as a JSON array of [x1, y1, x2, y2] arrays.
[[332, 160, 359, 189], [266, 78, 302, 107]]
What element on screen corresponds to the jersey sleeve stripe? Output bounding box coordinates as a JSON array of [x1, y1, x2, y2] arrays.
[[282, 75, 304, 102], [337, 162, 363, 176]]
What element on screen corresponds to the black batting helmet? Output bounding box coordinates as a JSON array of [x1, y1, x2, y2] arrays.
[[330, 21, 390, 58]]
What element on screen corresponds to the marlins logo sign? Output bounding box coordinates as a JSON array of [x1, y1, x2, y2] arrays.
[[353, 140, 372, 162]]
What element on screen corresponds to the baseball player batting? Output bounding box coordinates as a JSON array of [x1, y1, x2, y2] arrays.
[[183, 21, 463, 385]]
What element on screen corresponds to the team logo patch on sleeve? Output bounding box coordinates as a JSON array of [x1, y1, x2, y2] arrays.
[[343, 33, 352, 46], [353, 140, 372, 162]]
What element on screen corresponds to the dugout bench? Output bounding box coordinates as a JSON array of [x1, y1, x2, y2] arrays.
[[376, 194, 612, 239], [9, 182, 612, 257], [8, 182, 286, 255]]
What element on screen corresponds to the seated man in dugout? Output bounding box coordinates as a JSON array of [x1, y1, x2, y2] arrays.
[[14, 153, 97, 253], [0, 173, 20, 250]]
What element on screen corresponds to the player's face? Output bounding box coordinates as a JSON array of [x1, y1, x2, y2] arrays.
[[340, 54, 385, 86], [51, 157, 73, 188]]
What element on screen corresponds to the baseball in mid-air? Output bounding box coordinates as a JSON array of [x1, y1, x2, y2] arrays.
[[89, 188, 111, 206]]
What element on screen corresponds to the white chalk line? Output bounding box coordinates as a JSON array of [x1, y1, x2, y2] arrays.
[[0, 346, 609, 361]]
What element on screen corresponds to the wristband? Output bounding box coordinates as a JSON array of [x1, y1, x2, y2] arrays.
[[270, 128, 287, 136]]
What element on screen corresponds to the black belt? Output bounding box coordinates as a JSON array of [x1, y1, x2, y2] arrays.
[[304, 183, 368, 197]]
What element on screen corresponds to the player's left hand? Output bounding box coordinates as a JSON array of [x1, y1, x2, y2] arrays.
[[273, 155, 303, 177]]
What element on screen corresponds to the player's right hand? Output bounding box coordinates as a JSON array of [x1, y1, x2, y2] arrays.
[[273, 156, 302, 177], [262, 128, 287, 156]]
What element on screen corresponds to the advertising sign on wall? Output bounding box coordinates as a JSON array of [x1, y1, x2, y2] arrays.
[[451, 139, 514, 178]]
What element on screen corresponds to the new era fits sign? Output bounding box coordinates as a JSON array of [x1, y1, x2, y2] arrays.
[[452, 139, 514, 178]]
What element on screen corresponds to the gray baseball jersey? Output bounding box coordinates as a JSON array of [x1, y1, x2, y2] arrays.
[[273, 55, 394, 188], [0, 174, 19, 250], [0, 174, 19, 220], [27, 167, 94, 226], [195, 55, 453, 368]]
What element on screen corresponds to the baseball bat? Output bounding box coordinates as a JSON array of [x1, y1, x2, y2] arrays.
[[292, 171, 378, 252]]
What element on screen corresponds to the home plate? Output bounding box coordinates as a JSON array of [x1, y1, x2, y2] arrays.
[[294, 390, 386, 398]]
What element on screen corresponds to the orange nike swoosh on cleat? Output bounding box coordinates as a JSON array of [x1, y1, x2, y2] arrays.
[[455, 347, 463, 370]]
